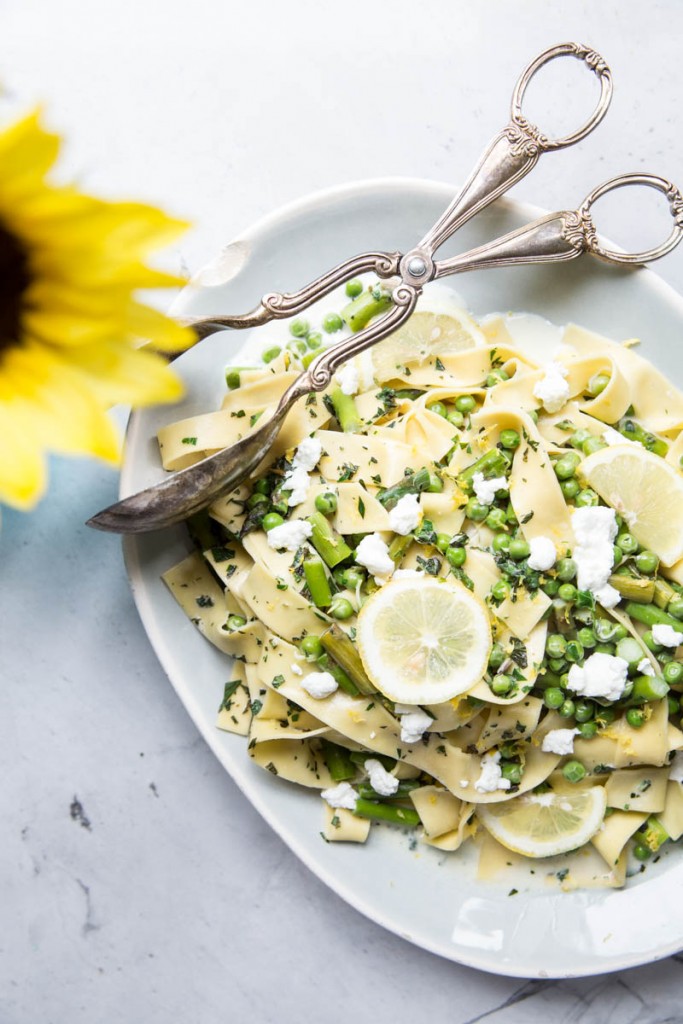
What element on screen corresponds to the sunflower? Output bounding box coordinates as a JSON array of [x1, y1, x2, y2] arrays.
[[0, 109, 194, 511]]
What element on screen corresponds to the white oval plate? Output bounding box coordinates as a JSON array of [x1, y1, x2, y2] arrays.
[[122, 178, 683, 978]]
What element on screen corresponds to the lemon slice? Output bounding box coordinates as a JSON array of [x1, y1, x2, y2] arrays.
[[356, 577, 491, 704], [369, 289, 484, 382], [477, 786, 607, 858], [578, 444, 683, 565]]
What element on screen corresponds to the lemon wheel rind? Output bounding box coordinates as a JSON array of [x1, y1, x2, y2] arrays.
[[476, 787, 607, 859]]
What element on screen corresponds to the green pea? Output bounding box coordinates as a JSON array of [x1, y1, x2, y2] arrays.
[[544, 687, 565, 710], [565, 639, 584, 663], [570, 429, 593, 450], [587, 372, 611, 397], [595, 618, 625, 642], [262, 345, 282, 364], [345, 278, 363, 298], [491, 673, 513, 695], [499, 429, 520, 450], [466, 498, 489, 522], [287, 338, 308, 355], [315, 492, 338, 515], [226, 614, 247, 631], [491, 580, 511, 602], [435, 533, 451, 554], [542, 579, 560, 597], [253, 478, 272, 496], [616, 532, 639, 555], [426, 472, 443, 493], [669, 696, 681, 716], [247, 492, 269, 510], [261, 512, 285, 532], [626, 708, 646, 729], [562, 760, 586, 783], [561, 478, 580, 499], [323, 312, 343, 333], [558, 583, 577, 603], [575, 488, 599, 507], [225, 369, 241, 390], [546, 633, 567, 658], [427, 400, 448, 419], [454, 394, 476, 414], [505, 502, 518, 527], [578, 721, 598, 740], [574, 700, 594, 722], [500, 762, 522, 783], [554, 452, 581, 480], [492, 532, 511, 554], [615, 636, 645, 668], [446, 409, 464, 428], [548, 657, 568, 674], [290, 318, 309, 338], [485, 507, 507, 531], [613, 544, 624, 566], [335, 567, 365, 590], [307, 332, 323, 350], [632, 841, 652, 861], [668, 597, 683, 621], [595, 707, 616, 726], [559, 699, 576, 719], [582, 437, 607, 455], [509, 537, 530, 560], [577, 627, 597, 649], [446, 546, 467, 568], [664, 661, 683, 684], [556, 558, 577, 582], [594, 642, 616, 656], [485, 370, 509, 387], [488, 643, 506, 670], [499, 742, 519, 760], [329, 596, 354, 620], [527, 409, 539, 423], [300, 635, 324, 659], [635, 550, 659, 574]]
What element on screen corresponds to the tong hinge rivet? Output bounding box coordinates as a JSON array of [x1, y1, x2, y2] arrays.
[[407, 256, 427, 277]]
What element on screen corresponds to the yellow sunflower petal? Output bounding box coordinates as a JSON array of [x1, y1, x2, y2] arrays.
[[62, 338, 186, 406], [0, 110, 60, 194], [0, 400, 47, 509]]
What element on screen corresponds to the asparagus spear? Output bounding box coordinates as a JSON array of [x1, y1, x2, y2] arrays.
[[320, 623, 375, 695], [457, 448, 511, 493], [617, 417, 669, 457], [341, 287, 392, 332], [377, 467, 431, 510], [315, 652, 359, 697], [356, 780, 421, 801], [353, 798, 421, 826], [608, 575, 655, 603], [303, 557, 333, 608], [307, 511, 352, 568], [329, 387, 363, 433], [624, 602, 683, 630], [320, 739, 356, 782]]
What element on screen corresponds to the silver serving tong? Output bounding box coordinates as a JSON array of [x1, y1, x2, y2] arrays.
[[88, 42, 683, 534]]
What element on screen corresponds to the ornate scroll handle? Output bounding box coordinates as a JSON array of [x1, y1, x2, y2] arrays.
[[576, 174, 683, 265], [432, 174, 683, 279], [179, 250, 401, 341], [409, 42, 612, 274]]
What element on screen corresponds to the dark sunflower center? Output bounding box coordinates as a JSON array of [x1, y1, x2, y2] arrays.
[[0, 221, 29, 353]]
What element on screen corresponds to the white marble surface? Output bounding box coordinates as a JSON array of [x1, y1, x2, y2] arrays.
[[4, 1, 683, 1020]]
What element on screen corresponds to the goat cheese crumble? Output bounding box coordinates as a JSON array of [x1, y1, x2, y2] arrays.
[[533, 361, 570, 413], [388, 493, 422, 535], [652, 623, 683, 648], [281, 436, 323, 506], [321, 782, 358, 810], [336, 362, 359, 396], [566, 652, 629, 700], [571, 505, 620, 608], [266, 518, 313, 551], [355, 533, 395, 582], [394, 703, 432, 744], [364, 759, 399, 796], [474, 750, 512, 794], [472, 472, 508, 505], [300, 671, 338, 699], [542, 728, 579, 755], [527, 535, 557, 572], [637, 657, 655, 677]]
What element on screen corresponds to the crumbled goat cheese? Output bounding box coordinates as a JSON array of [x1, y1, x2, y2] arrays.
[[533, 361, 570, 413], [527, 535, 557, 572], [474, 750, 512, 794], [652, 623, 683, 648], [355, 533, 395, 582], [267, 518, 313, 551], [389, 493, 422, 535], [637, 657, 655, 677], [669, 751, 683, 783], [281, 437, 322, 506], [336, 363, 359, 396], [602, 427, 632, 446], [460, 780, 469, 788], [291, 663, 303, 676], [321, 782, 359, 810], [394, 704, 432, 744], [542, 728, 580, 756], [572, 505, 620, 608], [567, 652, 629, 700], [364, 759, 399, 796], [300, 670, 338, 699], [472, 472, 508, 505]]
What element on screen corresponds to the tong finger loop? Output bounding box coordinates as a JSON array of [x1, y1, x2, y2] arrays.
[[510, 41, 613, 153], [576, 174, 683, 265], [261, 250, 401, 318]]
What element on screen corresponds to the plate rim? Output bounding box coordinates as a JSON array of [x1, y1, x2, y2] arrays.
[[122, 175, 683, 978]]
